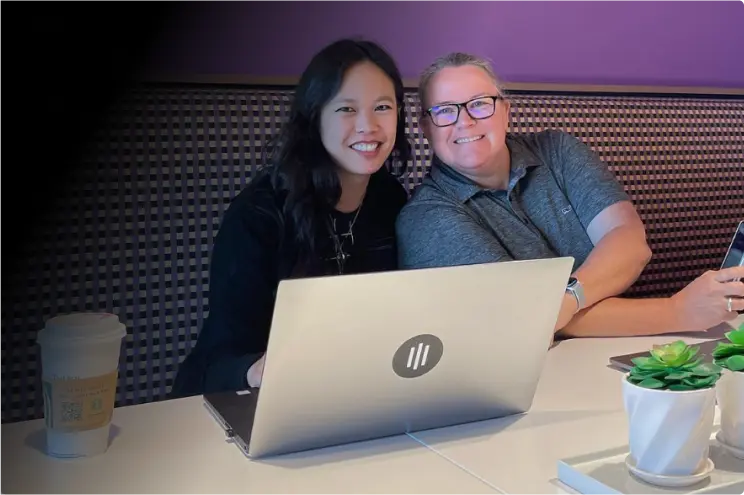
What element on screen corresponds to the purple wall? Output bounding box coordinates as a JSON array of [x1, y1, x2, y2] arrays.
[[146, 1, 744, 88]]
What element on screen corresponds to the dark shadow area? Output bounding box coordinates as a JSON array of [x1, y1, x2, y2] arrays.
[[1, 1, 180, 276], [245, 433, 425, 470], [709, 443, 744, 474], [1, 0, 183, 425], [668, 320, 738, 341], [244, 413, 540, 469]]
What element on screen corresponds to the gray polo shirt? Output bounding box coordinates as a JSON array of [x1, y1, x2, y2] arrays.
[[396, 129, 631, 272]]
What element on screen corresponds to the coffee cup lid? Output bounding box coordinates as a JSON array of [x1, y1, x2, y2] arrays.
[[37, 313, 126, 347]]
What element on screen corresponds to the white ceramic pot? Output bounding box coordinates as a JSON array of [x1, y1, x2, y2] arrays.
[[622, 376, 716, 476], [716, 369, 744, 451]]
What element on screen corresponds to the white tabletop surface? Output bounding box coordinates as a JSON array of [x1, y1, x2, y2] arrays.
[[406, 315, 744, 494], [1, 396, 498, 494], [3, 314, 741, 494]]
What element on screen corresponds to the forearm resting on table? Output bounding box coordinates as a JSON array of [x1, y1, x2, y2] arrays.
[[558, 296, 684, 338], [574, 224, 652, 307]]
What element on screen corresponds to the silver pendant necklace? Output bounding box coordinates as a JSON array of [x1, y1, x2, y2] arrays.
[[327, 195, 365, 275]]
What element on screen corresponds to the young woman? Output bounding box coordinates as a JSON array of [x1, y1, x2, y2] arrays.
[[171, 39, 411, 397]]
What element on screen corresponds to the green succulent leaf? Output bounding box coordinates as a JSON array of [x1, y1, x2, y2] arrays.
[[631, 356, 666, 370], [691, 362, 723, 376], [665, 371, 693, 380], [651, 340, 692, 367], [630, 368, 667, 378], [668, 383, 695, 391], [712, 329, 744, 371], [680, 357, 704, 370], [686, 345, 701, 360], [629, 340, 722, 390], [723, 355, 744, 372], [683, 375, 718, 388], [726, 329, 744, 346], [713, 343, 744, 359], [638, 377, 666, 389]]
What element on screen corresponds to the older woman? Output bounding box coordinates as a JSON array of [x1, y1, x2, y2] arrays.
[[397, 52, 744, 337]]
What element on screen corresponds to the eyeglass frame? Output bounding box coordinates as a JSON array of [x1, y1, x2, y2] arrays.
[[423, 95, 505, 128]]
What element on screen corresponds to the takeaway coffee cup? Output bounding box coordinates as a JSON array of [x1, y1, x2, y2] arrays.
[[36, 312, 126, 458]]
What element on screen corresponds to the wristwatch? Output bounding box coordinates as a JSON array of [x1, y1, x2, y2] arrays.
[[566, 277, 586, 313]]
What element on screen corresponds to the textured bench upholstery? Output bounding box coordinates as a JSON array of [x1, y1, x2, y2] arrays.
[[2, 84, 743, 423]]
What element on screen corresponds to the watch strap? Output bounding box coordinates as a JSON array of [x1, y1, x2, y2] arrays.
[[566, 278, 586, 313]]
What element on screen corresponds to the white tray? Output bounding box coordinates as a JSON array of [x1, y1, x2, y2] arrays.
[[553, 433, 744, 494]]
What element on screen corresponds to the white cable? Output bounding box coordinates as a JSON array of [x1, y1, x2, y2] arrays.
[[406, 432, 508, 494]]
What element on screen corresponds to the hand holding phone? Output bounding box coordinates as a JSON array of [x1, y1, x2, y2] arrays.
[[721, 220, 744, 273], [720, 220, 744, 314]]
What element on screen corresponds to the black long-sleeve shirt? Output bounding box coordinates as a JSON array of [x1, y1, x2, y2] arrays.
[[171, 168, 408, 397]]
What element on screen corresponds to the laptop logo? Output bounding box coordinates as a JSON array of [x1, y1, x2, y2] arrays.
[[392, 334, 443, 378]]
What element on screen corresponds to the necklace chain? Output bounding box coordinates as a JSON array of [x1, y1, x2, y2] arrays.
[[327, 194, 365, 274]]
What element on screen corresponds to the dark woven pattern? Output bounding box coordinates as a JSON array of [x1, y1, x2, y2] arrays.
[[2, 85, 742, 423], [507, 95, 744, 296]]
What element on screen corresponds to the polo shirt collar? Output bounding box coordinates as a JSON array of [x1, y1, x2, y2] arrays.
[[429, 134, 542, 203]]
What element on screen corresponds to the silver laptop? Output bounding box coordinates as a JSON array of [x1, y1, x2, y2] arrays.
[[204, 256, 574, 459]]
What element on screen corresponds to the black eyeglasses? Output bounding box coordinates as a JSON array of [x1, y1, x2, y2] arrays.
[[425, 95, 504, 127]]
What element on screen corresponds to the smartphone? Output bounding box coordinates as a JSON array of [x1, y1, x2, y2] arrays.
[[721, 220, 744, 270]]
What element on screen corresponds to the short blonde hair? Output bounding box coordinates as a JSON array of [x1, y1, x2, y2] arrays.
[[418, 52, 505, 110]]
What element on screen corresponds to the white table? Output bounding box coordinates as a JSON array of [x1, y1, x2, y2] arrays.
[[1, 396, 499, 494], [406, 315, 744, 494], [3, 314, 741, 494]]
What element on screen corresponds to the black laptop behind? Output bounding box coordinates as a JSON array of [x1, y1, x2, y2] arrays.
[[204, 388, 260, 456]]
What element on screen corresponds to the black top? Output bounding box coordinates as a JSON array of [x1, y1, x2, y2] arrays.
[[171, 168, 408, 397]]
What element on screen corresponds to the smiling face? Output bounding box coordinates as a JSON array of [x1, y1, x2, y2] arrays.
[[319, 61, 398, 178], [422, 65, 511, 181]]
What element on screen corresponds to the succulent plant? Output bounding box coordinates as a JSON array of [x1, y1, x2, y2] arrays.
[[627, 340, 722, 391], [713, 324, 744, 372]]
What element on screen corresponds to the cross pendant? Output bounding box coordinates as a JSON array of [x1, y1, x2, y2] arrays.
[[332, 250, 350, 262], [331, 249, 349, 274]]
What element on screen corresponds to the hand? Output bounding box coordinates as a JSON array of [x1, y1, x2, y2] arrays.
[[554, 293, 579, 332], [670, 266, 744, 332], [246, 353, 266, 388]]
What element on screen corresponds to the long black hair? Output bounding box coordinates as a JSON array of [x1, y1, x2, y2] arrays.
[[266, 38, 411, 264]]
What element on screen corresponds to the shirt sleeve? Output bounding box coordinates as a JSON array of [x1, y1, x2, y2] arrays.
[[173, 192, 280, 396], [396, 194, 512, 270], [552, 130, 631, 230]]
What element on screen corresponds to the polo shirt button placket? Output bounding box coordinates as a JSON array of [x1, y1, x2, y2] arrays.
[[506, 192, 530, 226]]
